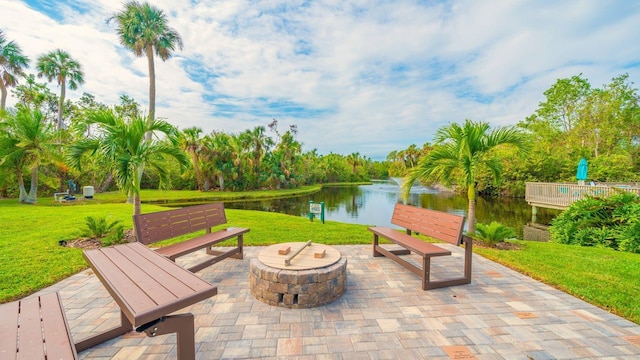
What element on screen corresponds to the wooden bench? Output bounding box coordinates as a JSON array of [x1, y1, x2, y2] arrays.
[[368, 203, 472, 290], [0, 292, 78, 359], [78, 242, 219, 360], [133, 202, 250, 273]]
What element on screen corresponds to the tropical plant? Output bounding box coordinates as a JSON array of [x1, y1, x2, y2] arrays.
[[178, 127, 204, 190], [109, 1, 183, 137], [550, 192, 640, 253], [0, 30, 30, 112], [66, 109, 189, 215], [80, 216, 122, 239], [36, 49, 84, 130], [403, 119, 529, 233], [474, 221, 516, 246]]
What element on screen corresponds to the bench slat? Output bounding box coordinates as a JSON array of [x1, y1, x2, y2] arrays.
[[0, 300, 19, 356], [0, 293, 78, 360], [156, 228, 249, 259], [18, 296, 46, 359], [368, 227, 451, 257], [392, 204, 464, 245], [40, 293, 78, 360], [128, 242, 216, 293]]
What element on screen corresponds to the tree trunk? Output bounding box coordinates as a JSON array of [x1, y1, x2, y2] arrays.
[[191, 152, 202, 190], [0, 80, 7, 112], [25, 167, 38, 204], [217, 174, 224, 191], [133, 192, 141, 216], [58, 79, 66, 131], [98, 172, 114, 192], [146, 45, 155, 141], [467, 183, 476, 234], [17, 169, 27, 203]]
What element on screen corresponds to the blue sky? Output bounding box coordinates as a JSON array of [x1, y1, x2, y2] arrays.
[[2, 0, 640, 159]]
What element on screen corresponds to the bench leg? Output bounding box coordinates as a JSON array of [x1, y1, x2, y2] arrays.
[[422, 256, 431, 290], [139, 313, 195, 360], [75, 310, 132, 352], [373, 234, 383, 257], [206, 235, 244, 260]]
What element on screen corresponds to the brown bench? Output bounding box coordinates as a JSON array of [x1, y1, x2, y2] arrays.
[[0, 292, 78, 359], [133, 202, 249, 273], [78, 242, 218, 360], [368, 203, 472, 290]]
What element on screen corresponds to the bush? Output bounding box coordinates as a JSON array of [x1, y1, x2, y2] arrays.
[[550, 192, 640, 253], [80, 216, 122, 239], [473, 221, 516, 246]]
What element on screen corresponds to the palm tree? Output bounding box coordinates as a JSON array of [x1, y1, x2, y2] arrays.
[[66, 109, 189, 215], [403, 119, 529, 234], [110, 1, 183, 139], [0, 30, 30, 112], [0, 107, 57, 203], [241, 126, 273, 186], [178, 127, 203, 190], [36, 49, 84, 130]]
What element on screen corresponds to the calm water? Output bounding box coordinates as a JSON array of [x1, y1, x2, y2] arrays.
[[224, 180, 559, 237]]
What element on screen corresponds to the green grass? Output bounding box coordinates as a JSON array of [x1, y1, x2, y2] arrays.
[[475, 241, 640, 324], [0, 195, 372, 302], [1, 190, 639, 326]]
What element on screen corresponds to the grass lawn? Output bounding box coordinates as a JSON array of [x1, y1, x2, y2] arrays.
[[1, 190, 639, 325]]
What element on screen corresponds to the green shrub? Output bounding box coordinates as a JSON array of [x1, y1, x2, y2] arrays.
[[473, 221, 516, 246], [80, 216, 122, 239], [550, 192, 640, 253]]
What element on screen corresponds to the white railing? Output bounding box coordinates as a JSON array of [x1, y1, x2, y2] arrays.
[[525, 182, 640, 210]]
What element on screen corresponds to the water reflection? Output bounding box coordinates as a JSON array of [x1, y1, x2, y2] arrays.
[[224, 180, 559, 238]]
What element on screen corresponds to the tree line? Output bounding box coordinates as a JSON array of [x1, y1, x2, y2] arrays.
[[392, 73, 640, 198]]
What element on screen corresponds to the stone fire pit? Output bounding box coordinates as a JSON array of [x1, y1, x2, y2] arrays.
[[249, 242, 347, 308]]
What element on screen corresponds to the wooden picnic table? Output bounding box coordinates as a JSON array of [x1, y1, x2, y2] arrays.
[[76, 242, 218, 360]]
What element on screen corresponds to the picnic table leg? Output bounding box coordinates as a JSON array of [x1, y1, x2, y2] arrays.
[[75, 310, 132, 352], [138, 313, 195, 360]]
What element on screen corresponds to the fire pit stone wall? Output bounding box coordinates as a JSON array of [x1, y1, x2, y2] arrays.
[[249, 257, 347, 308]]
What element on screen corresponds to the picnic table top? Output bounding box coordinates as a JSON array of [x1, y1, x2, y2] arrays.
[[83, 242, 218, 327]]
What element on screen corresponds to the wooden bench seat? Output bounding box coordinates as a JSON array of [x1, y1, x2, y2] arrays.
[[368, 203, 472, 290], [0, 292, 78, 360], [134, 202, 249, 272]]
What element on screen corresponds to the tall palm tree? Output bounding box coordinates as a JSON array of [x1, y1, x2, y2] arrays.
[[0, 30, 30, 112], [36, 49, 84, 130], [110, 1, 183, 139], [402, 119, 529, 234], [66, 109, 189, 215], [1, 107, 57, 203]]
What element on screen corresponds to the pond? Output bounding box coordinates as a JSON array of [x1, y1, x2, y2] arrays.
[[224, 180, 559, 238]]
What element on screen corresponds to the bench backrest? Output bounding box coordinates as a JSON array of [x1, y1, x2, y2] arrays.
[[391, 203, 465, 245], [133, 202, 227, 244]]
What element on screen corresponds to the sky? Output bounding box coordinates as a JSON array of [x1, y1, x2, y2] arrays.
[[2, 0, 639, 160]]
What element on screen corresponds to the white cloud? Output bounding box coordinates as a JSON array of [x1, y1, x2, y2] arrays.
[[1, 0, 639, 159]]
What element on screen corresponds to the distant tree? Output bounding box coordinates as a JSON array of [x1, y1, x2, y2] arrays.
[[0, 107, 57, 203], [0, 30, 30, 112], [66, 109, 189, 215], [403, 119, 529, 234], [36, 49, 84, 130], [110, 1, 183, 139], [178, 127, 204, 190]]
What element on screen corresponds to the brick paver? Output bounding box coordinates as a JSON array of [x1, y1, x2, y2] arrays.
[[33, 244, 640, 359]]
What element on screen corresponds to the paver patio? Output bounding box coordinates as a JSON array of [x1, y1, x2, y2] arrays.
[[33, 244, 640, 359]]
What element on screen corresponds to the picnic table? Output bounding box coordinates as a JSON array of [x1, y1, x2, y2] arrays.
[[76, 242, 218, 360]]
